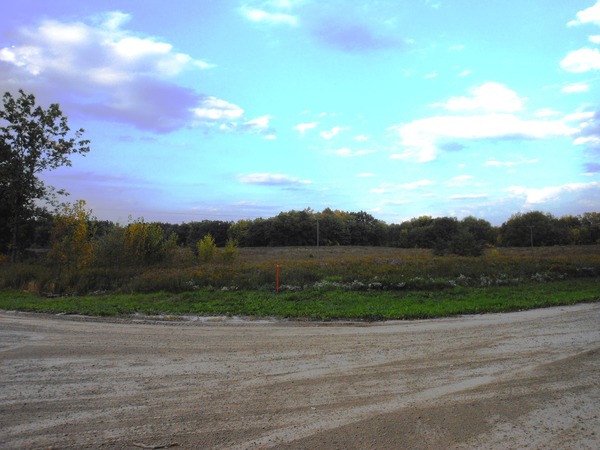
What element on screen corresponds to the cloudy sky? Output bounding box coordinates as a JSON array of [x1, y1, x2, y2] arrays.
[[1, 1, 599, 225]]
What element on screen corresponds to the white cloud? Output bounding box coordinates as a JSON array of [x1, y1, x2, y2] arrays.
[[447, 175, 474, 186], [244, 115, 272, 129], [568, 1, 600, 27], [193, 97, 244, 120], [242, 115, 275, 137], [434, 82, 525, 113], [320, 125, 344, 139], [354, 135, 369, 141], [573, 136, 600, 146], [534, 108, 561, 118], [507, 182, 600, 207], [564, 111, 596, 123], [238, 173, 311, 185], [560, 48, 600, 72], [0, 13, 212, 80], [590, 35, 600, 44], [211, 113, 275, 137], [293, 121, 319, 135], [389, 114, 577, 162], [239, 7, 298, 26], [0, 11, 219, 132], [101, 10, 130, 30], [562, 82, 591, 93]]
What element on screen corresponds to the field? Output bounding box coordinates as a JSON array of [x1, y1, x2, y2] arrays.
[[1, 245, 598, 320], [1, 246, 599, 449]]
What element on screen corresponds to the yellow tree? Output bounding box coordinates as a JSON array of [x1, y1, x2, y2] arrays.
[[48, 200, 95, 272], [123, 218, 165, 265], [197, 233, 218, 263]]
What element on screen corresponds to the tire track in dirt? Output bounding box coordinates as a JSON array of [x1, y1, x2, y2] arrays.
[[0, 303, 599, 449]]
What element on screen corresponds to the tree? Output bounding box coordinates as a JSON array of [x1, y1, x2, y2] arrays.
[[245, 218, 274, 247], [431, 217, 459, 255], [499, 211, 562, 247], [187, 220, 231, 247], [580, 212, 600, 244], [347, 211, 388, 246], [124, 218, 166, 266], [228, 219, 251, 246], [0, 90, 90, 262], [460, 216, 497, 246], [47, 200, 96, 272], [198, 233, 218, 262], [221, 238, 239, 263], [316, 208, 350, 245]]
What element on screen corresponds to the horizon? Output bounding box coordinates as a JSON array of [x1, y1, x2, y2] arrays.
[[2, 1, 599, 227], [77, 205, 597, 228]]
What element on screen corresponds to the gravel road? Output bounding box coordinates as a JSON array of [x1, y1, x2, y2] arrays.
[[1, 304, 599, 449]]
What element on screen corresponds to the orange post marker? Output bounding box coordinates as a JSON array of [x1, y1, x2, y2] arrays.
[[276, 263, 280, 293]]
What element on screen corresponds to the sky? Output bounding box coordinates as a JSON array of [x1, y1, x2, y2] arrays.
[[1, 0, 599, 225]]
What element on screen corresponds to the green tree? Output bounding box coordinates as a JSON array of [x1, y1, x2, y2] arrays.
[[431, 217, 459, 255], [187, 220, 231, 247], [499, 211, 562, 247], [460, 216, 497, 246], [0, 90, 90, 262], [316, 208, 350, 245], [580, 212, 600, 244], [228, 219, 251, 246], [221, 238, 239, 263], [245, 218, 274, 247]]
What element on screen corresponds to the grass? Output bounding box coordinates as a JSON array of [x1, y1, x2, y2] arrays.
[[1, 245, 599, 320], [0, 278, 598, 321]]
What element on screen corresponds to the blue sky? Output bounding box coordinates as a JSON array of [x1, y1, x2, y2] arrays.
[[1, 0, 599, 225]]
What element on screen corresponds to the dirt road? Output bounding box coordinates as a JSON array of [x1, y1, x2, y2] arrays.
[[1, 304, 599, 449]]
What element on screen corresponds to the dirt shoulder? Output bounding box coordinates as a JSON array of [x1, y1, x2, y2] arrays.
[[1, 304, 599, 449]]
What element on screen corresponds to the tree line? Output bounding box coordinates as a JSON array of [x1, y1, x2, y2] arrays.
[[2, 89, 600, 264], [2, 207, 599, 262], [143, 209, 600, 255]]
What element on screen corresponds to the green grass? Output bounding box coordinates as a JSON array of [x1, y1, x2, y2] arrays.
[[1, 278, 598, 321]]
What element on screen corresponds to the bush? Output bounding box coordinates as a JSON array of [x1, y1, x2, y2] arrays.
[[124, 219, 166, 266], [198, 234, 218, 263], [221, 238, 239, 264]]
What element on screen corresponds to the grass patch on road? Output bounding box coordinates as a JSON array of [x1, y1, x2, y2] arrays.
[[1, 278, 598, 321]]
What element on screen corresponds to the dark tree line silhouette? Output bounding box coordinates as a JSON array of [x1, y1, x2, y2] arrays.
[[3, 208, 599, 261]]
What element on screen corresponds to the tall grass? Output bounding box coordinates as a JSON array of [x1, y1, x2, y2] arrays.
[[1, 245, 599, 296]]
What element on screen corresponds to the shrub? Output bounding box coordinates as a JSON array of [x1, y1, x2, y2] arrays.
[[94, 226, 127, 269], [124, 218, 166, 266], [221, 238, 239, 264], [198, 234, 218, 263], [47, 200, 96, 272]]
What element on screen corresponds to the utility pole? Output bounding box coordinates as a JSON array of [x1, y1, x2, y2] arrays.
[[526, 225, 534, 259], [316, 219, 320, 264]]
